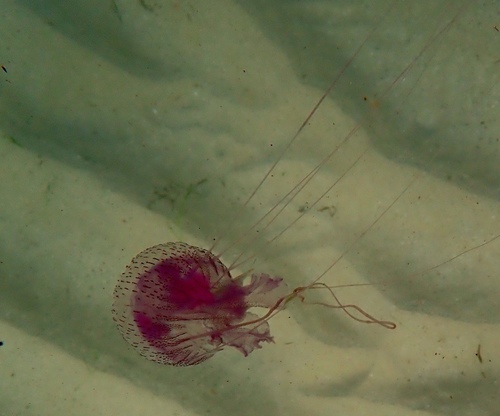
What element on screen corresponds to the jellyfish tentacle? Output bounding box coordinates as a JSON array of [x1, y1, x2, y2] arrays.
[[296, 282, 396, 329]]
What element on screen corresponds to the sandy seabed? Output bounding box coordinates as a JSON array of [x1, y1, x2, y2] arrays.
[[0, 1, 499, 415]]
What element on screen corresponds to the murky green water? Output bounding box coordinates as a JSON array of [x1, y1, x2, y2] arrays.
[[0, 1, 498, 415]]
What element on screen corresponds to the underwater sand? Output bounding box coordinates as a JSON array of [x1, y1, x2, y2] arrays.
[[0, 1, 498, 415]]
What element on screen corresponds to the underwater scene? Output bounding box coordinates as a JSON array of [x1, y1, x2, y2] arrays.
[[0, 1, 498, 415]]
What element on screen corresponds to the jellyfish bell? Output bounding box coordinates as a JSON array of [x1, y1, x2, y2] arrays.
[[112, 241, 395, 366], [112, 242, 293, 366]]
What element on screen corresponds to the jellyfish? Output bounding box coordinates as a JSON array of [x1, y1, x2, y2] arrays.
[[112, 241, 394, 366], [111, 4, 471, 367], [112, 242, 287, 366]]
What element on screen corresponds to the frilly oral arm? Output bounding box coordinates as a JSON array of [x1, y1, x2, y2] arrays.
[[242, 273, 290, 308]]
